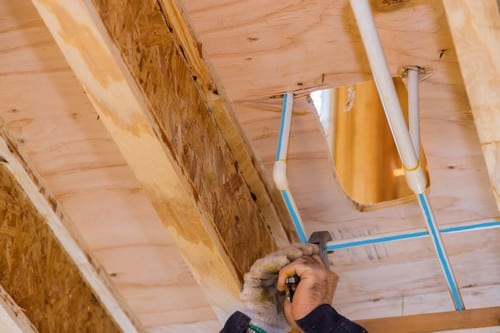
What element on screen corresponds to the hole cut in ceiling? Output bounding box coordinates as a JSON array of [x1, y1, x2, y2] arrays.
[[311, 77, 429, 211]]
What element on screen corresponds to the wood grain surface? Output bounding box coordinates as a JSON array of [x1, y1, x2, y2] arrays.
[[443, 0, 500, 209], [0, 0, 498, 330], [0, 0, 216, 329]]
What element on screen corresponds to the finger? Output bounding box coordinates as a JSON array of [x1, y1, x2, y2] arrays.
[[283, 299, 293, 324], [249, 254, 290, 277], [276, 255, 327, 291], [243, 275, 276, 290], [276, 257, 315, 291], [296, 243, 320, 257], [311, 254, 327, 267], [277, 246, 304, 261], [279, 243, 319, 261], [308, 254, 332, 273], [276, 262, 297, 292], [240, 285, 264, 301], [243, 274, 262, 287]]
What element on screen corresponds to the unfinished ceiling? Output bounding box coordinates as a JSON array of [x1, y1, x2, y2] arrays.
[[0, 0, 498, 332]]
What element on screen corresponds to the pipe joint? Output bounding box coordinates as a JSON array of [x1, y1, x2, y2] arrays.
[[273, 160, 289, 191], [404, 163, 427, 194], [401, 65, 426, 78]]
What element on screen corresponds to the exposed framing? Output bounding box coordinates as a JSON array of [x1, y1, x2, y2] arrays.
[[30, 0, 291, 321], [156, 0, 296, 245], [25, 0, 500, 329], [443, 0, 500, 210], [0, 129, 142, 332]]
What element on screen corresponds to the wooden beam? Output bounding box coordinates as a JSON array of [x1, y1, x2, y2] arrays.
[[357, 307, 500, 333], [156, 0, 296, 245], [30, 0, 283, 320], [442, 0, 500, 210], [0, 128, 143, 332], [0, 285, 37, 333]]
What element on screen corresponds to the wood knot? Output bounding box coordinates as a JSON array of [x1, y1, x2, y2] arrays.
[[372, 0, 409, 11], [399, 65, 433, 81]]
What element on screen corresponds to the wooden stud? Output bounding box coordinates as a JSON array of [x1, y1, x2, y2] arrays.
[[357, 306, 500, 332], [30, 0, 283, 320], [0, 129, 143, 332], [442, 0, 500, 210]]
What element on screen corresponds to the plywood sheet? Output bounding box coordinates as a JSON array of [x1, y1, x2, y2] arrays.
[[0, 0, 215, 329], [0, 0, 498, 329], [233, 96, 499, 317], [181, 0, 464, 100], [178, 0, 499, 317]]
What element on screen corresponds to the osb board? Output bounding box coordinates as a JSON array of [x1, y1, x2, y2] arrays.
[[0, 0, 215, 329], [233, 97, 500, 318], [0, 164, 121, 332], [155, 0, 296, 246], [0, 0, 498, 330], [92, 0, 276, 278]]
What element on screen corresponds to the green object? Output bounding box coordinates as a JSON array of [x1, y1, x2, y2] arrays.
[[247, 323, 267, 333]]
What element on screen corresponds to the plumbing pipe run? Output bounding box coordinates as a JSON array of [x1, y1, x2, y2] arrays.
[[273, 90, 496, 311], [273, 4, 494, 311], [273, 92, 308, 243], [272, 95, 500, 248], [349, 0, 464, 310], [348, 0, 426, 194], [326, 219, 500, 251]]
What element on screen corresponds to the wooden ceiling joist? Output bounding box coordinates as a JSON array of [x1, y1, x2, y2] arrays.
[[357, 306, 500, 333], [442, 0, 500, 210], [30, 0, 293, 320], [0, 129, 142, 332], [155, 0, 297, 245]]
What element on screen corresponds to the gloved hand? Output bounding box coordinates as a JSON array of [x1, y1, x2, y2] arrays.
[[240, 243, 319, 333], [277, 255, 338, 323]]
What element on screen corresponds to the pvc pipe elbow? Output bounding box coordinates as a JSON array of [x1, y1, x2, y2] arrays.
[[273, 160, 289, 191], [404, 163, 427, 194]]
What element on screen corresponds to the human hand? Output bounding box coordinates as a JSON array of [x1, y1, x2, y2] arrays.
[[277, 255, 338, 322], [240, 243, 319, 331]]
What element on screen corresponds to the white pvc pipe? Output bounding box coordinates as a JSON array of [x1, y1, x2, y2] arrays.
[[408, 67, 420, 159], [349, 0, 426, 194], [349, 0, 464, 311], [274, 92, 294, 193]]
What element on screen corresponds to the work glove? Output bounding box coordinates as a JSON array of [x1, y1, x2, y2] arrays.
[[240, 243, 319, 333]]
